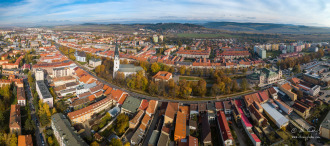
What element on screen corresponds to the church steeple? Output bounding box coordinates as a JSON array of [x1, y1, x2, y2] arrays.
[[115, 39, 119, 57], [113, 39, 120, 78]]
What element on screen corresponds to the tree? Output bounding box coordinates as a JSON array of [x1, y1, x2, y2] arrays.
[[24, 118, 34, 132], [179, 66, 186, 75], [186, 68, 191, 76], [168, 79, 177, 98], [48, 136, 54, 146], [231, 80, 239, 92], [148, 81, 159, 96], [9, 134, 17, 146], [151, 62, 160, 74], [110, 138, 122, 146], [91, 141, 100, 146], [293, 64, 301, 74], [178, 79, 192, 98], [196, 79, 207, 97], [225, 85, 231, 94], [116, 114, 129, 135], [241, 78, 248, 91]]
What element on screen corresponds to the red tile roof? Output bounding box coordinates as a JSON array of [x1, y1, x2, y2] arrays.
[[215, 102, 224, 110], [217, 111, 233, 141], [165, 102, 179, 119], [139, 99, 149, 111], [146, 100, 158, 115]]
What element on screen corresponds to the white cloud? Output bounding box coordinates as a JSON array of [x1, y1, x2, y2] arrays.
[[0, 0, 329, 26]]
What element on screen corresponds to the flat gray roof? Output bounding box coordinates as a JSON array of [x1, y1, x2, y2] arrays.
[[51, 113, 88, 146], [36, 81, 52, 99]]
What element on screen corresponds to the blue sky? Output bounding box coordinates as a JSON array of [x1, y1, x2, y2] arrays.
[[0, 0, 330, 26]]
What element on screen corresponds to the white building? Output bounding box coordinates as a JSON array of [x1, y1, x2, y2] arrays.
[[89, 58, 102, 68], [74, 51, 86, 62], [35, 69, 44, 81], [36, 81, 53, 108]]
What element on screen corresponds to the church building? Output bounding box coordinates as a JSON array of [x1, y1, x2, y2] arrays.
[[113, 41, 144, 78]]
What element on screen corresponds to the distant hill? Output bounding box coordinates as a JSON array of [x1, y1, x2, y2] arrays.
[[143, 23, 203, 31], [202, 22, 330, 34]]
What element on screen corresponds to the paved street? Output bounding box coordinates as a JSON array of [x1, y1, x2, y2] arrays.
[[24, 79, 47, 146]]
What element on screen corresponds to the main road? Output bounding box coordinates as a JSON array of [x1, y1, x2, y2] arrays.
[[54, 43, 252, 104]]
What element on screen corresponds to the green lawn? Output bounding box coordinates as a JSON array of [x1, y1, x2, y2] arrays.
[[179, 76, 202, 81], [266, 51, 281, 58], [77, 61, 87, 65]]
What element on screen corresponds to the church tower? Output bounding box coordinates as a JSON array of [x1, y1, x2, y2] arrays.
[[113, 40, 120, 78]]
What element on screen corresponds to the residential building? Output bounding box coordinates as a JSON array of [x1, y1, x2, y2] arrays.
[[53, 76, 76, 87], [17, 87, 26, 106], [207, 102, 216, 121], [67, 96, 113, 123], [189, 104, 198, 118], [18, 135, 33, 146], [89, 58, 101, 67], [290, 77, 321, 96], [248, 104, 268, 127], [53, 67, 72, 78], [254, 46, 266, 59], [278, 83, 297, 101], [292, 102, 310, 119], [36, 81, 53, 108], [176, 49, 211, 59], [274, 99, 292, 115], [174, 111, 187, 141], [215, 101, 224, 111], [217, 111, 233, 146], [319, 111, 330, 139], [146, 100, 158, 116], [157, 126, 170, 146], [148, 130, 160, 146], [268, 87, 278, 99], [74, 51, 86, 62], [10, 105, 21, 135], [108, 106, 121, 117], [109, 88, 128, 105], [201, 113, 212, 146], [164, 102, 179, 125], [121, 96, 142, 115], [223, 101, 232, 121], [152, 71, 172, 82], [188, 136, 198, 146], [51, 113, 88, 146], [35, 69, 44, 81], [129, 110, 144, 129]]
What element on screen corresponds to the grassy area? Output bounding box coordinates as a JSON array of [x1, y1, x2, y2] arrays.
[[177, 33, 238, 38], [266, 51, 281, 58], [179, 76, 202, 81], [276, 130, 291, 140], [77, 61, 87, 65]]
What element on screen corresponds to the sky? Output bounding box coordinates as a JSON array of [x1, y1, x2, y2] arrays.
[[0, 0, 330, 27]]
